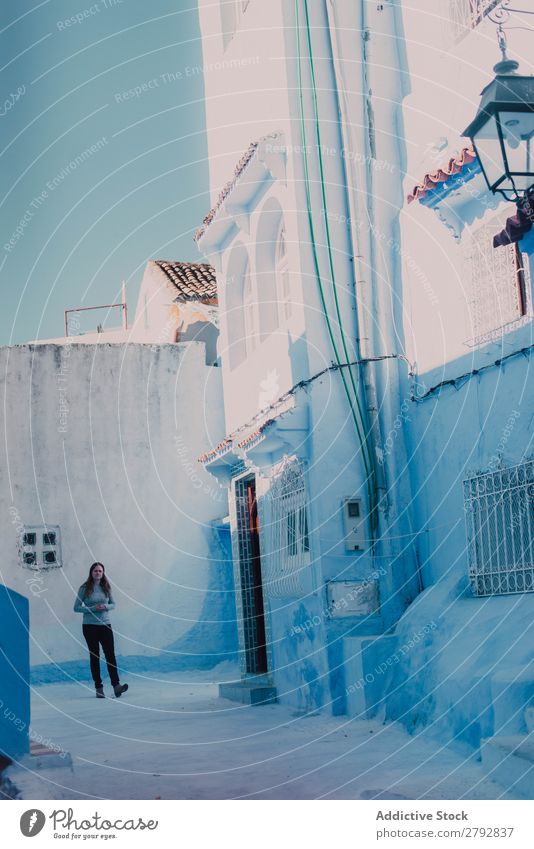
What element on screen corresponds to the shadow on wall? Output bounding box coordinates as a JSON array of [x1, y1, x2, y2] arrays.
[[31, 522, 239, 684], [161, 520, 239, 667]]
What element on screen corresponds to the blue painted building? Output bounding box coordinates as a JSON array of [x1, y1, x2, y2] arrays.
[[195, 0, 534, 766], [196, 0, 420, 712], [384, 0, 534, 758]]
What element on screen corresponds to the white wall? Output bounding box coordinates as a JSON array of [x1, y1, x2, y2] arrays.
[[131, 261, 183, 344], [197, 0, 291, 201], [0, 342, 226, 666], [217, 185, 306, 432], [197, 0, 311, 434], [400, 0, 534, 373], [40, 261, 207, 348]]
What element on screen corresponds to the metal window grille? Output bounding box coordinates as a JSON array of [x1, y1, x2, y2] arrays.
[[449, 0, 502, 41], [464, 460, 534, 596], [262, 458, 311, 598], [20, 525, 62, 571], [465, 214, 530, 346]]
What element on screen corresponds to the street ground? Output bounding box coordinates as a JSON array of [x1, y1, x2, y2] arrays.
[[6, 665, 513, 800]]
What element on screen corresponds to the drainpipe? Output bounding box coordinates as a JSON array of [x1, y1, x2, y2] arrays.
[[325, 0, 423, 604], [325, 2, 388, 513]]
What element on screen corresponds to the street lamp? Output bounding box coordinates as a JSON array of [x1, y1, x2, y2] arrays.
[[463, 52, 534, 203]]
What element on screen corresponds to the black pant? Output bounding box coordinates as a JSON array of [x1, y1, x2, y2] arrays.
[[82, 624, 120, 688]]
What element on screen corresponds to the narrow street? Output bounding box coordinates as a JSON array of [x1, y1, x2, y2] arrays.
[[8, 667, 512, 801]]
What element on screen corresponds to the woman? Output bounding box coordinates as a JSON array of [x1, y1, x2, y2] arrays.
[[74, 562, 128, 699]]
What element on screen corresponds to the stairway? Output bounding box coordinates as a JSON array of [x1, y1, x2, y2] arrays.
[[219, 675, 277, 706]]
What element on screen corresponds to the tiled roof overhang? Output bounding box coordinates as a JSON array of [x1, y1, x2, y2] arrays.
[[199, 394, 309, 483], [405, 146, 501, 240], [407, 147, 478, 204], [407, 148, 534, 249], [154, 261, 217, 303], [194, 133, 286, 257], [199, 394, 296, 465]]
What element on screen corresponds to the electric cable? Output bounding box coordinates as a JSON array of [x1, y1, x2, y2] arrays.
[[295, 0, 379, 537]]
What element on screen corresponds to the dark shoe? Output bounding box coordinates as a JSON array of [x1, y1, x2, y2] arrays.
[[96, 686, 105, 699], [113, 683, 128, 698]]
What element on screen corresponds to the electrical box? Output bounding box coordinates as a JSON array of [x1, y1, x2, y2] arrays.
[[326, 580, 380, 618], [342, 497, 366, 551]]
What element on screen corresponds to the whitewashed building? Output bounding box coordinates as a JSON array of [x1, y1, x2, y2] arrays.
[[0, 261, 235, 679], [387, 0, 534, 772], [195, 0, 534, 779], [196, 0, 420, 712]]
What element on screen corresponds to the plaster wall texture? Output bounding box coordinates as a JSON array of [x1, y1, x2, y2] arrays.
[[380, 0, 534, 744], [400, 0, 534, 372], [195, 0, 424, 712], [197, 0, 292, 203], [0, 342, 230, 669]]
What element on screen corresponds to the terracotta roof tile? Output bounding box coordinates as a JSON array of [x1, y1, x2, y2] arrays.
[[154, 261, 217, 303], [236, 421, 273, 449], [198, 437, 232, 465], [407, 147, 477, 204], [199, 395, 295, 465]]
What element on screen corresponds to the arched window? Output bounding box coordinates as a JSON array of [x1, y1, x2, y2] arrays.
[[226, 245, 253, 369], [243, 263, 257, 356], [276, 224, 291, 321], [256, 199, 291, 338]]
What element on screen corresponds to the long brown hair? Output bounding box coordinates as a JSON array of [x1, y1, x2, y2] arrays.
[[83, 562, 111, 597]]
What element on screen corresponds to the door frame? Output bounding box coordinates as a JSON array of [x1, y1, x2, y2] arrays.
[[230, 470, 272, 676]]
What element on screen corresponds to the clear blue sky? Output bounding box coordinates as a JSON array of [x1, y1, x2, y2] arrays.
[[0, 0, 208, 342]]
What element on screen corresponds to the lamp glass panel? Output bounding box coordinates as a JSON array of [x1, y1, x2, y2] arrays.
[[499, 110, 534, 192], [472, 115, 503, 189]]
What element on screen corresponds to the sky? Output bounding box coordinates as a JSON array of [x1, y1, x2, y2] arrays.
[[0, 0, 209, 343]]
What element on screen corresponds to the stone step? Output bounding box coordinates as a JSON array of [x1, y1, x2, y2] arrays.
[[29, 740, 72, 769], [480, 734, 534, 799], [219, 679, 277, 706]]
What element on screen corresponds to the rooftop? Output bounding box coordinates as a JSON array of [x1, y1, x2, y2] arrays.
[[154, 260, 218, 303]]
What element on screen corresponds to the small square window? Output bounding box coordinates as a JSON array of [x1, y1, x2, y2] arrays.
[[21, 525, 62, 570], [348, 501, 360, 518]]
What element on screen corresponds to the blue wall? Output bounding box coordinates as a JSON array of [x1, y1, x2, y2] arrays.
[[268, 596, 330, 715], [31, 521, 239, 685], [0, 585, 30, 760], [383, 322, 534, 747], [162, 521, 239, 667]]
